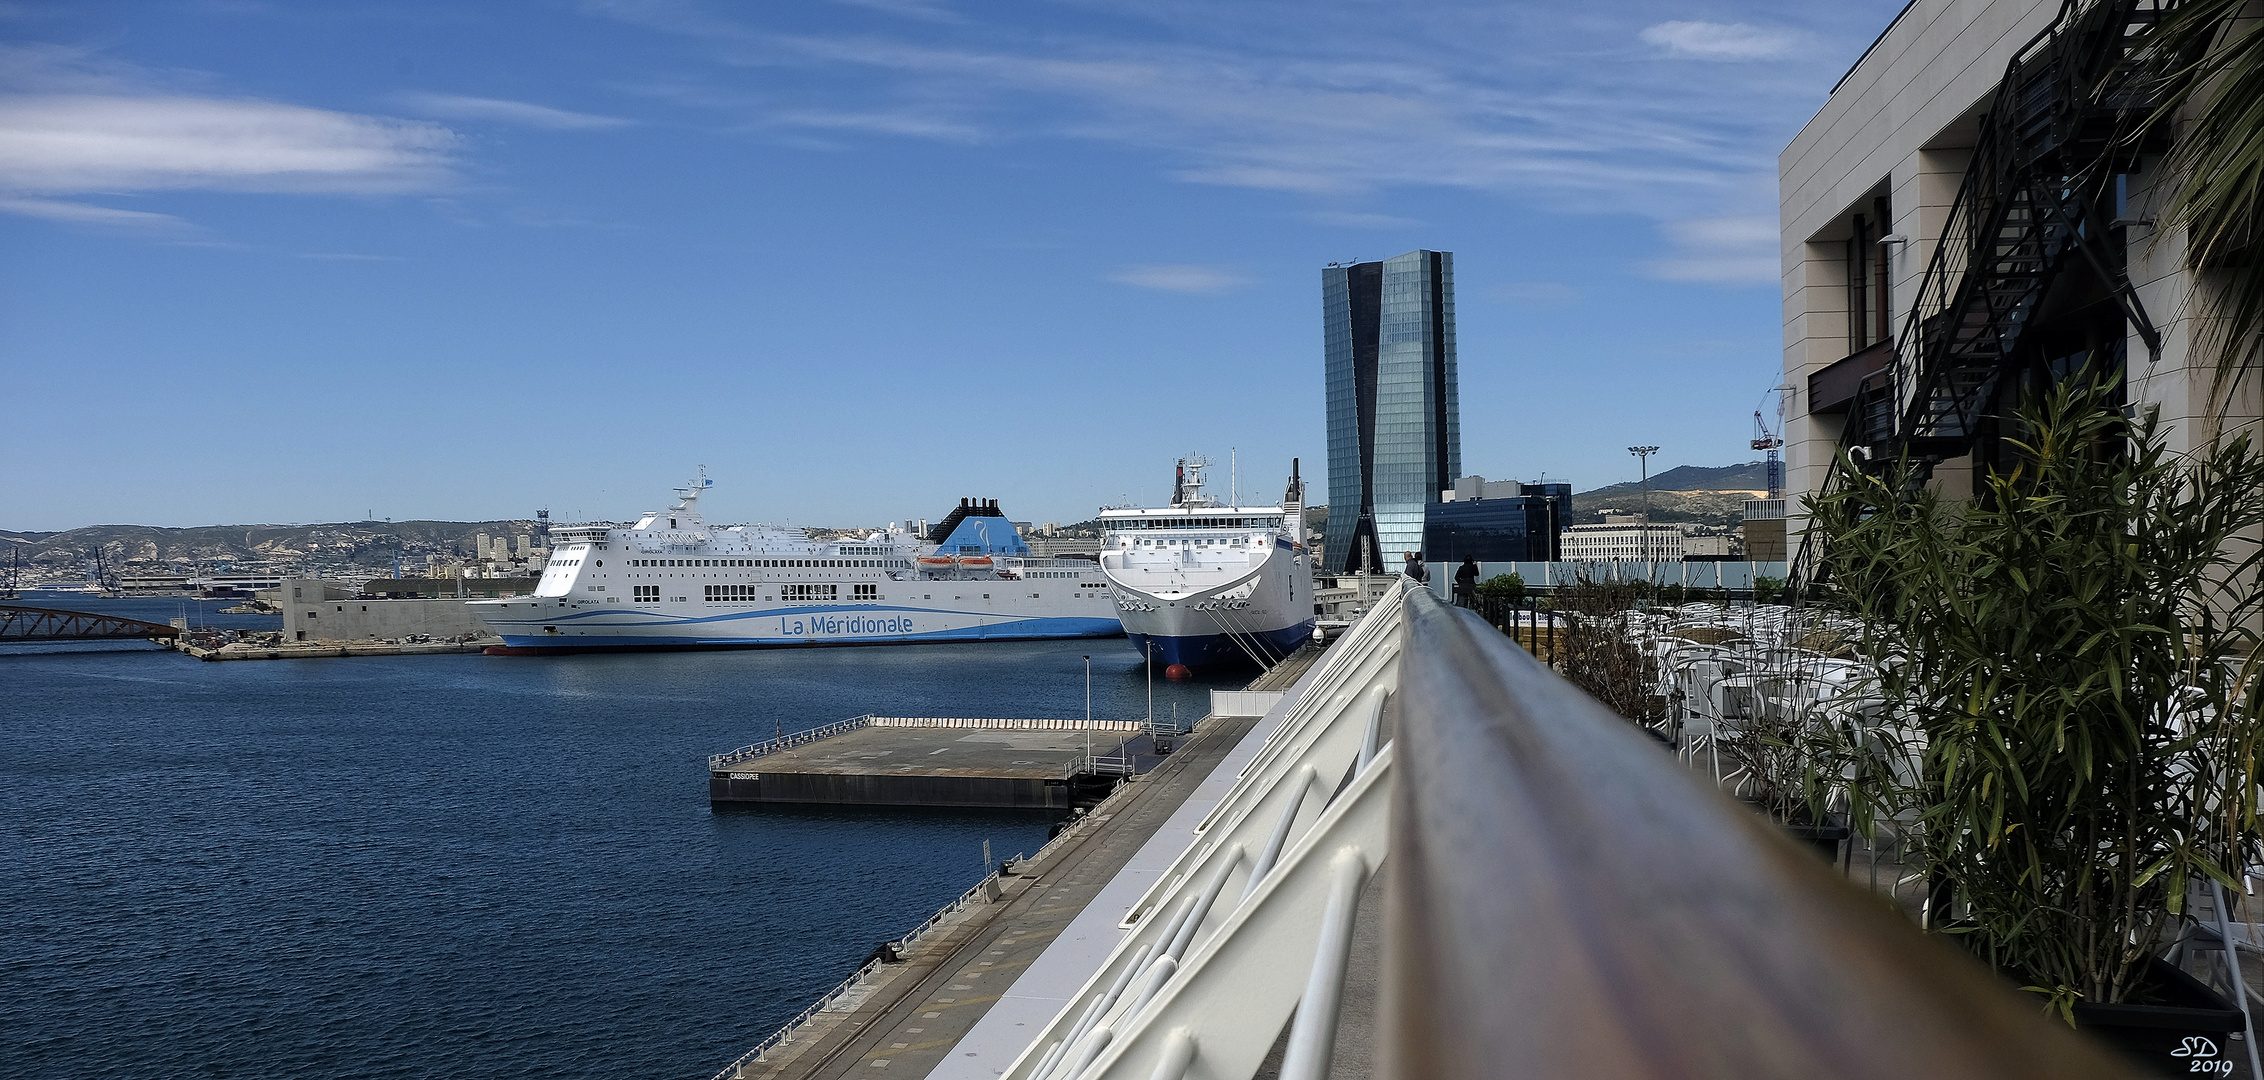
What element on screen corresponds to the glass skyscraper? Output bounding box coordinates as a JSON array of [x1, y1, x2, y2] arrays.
[[1322, 250, 1460, 573]]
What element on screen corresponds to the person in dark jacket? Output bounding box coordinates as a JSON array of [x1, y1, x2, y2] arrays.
[[1403, 551, 1429, 583], [1454, 558, 1480, 605]]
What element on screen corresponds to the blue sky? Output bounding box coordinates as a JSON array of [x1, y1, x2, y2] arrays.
[[1, 0, 1906, 531]]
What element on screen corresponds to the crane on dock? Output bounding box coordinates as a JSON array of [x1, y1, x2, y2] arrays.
[[1753, 393, 1785, 500]]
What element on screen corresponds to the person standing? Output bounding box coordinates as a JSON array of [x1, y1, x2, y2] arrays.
[[1454, 557, 1479, 606], [1402, 551, 1430, 583]]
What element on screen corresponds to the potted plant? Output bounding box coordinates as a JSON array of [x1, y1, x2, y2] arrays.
[[1811, 375, 2264, 1072]]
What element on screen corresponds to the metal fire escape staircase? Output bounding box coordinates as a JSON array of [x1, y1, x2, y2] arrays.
[[1791, 0, 2170, 598]]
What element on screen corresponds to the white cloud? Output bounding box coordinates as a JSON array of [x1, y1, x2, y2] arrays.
[[395, 92, 630, 130], [0, 196, 194, 230], [1110, 264, 1250, 293], [0, 94, 458, 195], [1642, 215, 1780, 284], [1639, 21, 1801, 62]]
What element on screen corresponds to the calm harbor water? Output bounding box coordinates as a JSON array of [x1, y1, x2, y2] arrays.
[[2, 593, 1232, 1080]]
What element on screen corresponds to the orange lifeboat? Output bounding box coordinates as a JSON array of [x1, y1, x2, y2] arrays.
[[957, 556, 995, 571], [916, 556, 956, 574]]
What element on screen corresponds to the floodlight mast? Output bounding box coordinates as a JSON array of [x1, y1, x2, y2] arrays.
[[1628, 446, 1660, 565]]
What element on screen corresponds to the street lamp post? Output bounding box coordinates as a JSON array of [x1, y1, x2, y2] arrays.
[[1629, 446, 1660, 574], [1083, 655, 1092, 767], [1146, 640, 1155, 733]]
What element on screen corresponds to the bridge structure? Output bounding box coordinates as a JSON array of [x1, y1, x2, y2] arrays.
[[0, 605, 180, 644]]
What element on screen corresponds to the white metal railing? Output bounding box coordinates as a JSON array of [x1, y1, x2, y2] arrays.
[[870, 717, 1147, 731], [711, 862, 1013, 1080], [708, 715, 874, 770], [709, 716, 1148, 770], [709, 954, 883, 1080]]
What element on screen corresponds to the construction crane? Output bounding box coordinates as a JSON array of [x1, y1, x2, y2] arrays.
[[1752, 397, 1785, 500]]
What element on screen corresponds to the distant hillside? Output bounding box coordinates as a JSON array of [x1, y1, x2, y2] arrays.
[[1573, 461, 1774, 526], [0, 519, 545, 584]]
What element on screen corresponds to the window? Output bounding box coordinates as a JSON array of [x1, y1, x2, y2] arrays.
[[634, 585, 659, 603], [782, 584, 838, 601], [705, 584, 757, 602], [852, 584, 878, 601]]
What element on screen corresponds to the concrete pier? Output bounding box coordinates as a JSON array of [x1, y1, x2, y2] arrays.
[[709, 718, 1158, 810]]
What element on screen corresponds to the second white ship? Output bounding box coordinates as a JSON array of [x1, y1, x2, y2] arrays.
[[471, 474, 1120, 650], [1099, 458, 1316, 675]]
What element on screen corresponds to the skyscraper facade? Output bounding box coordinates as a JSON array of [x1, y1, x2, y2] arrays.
[[1322, 250, 1460, 573]]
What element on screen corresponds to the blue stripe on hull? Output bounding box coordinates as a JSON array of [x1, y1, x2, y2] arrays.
[[1125, 621, 1314, 673], [494, 615, 1122, 650]]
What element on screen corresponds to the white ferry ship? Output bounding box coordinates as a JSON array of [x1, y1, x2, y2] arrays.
[[470, 474, 1120, 651], [1099, 458, 1315, 676]]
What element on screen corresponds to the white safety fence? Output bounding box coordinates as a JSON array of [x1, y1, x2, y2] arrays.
[[1206, 690, 1287, 719]]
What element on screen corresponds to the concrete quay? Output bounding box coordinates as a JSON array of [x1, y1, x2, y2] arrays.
[[710, 718, 1161, 810], [166, 637, 492, 661], [712, 645, 1326, 1080]]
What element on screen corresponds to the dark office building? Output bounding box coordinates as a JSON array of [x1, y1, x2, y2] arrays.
[[1422, 482, 1571, 563], [1322, 250, 1460, 573]]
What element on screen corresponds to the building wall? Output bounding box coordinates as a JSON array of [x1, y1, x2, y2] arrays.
[[1780, 0, 2263, 531], [281, 595, 493, 642], [1780, 0, 2061, 510], [1559, 524, 1685, 562]]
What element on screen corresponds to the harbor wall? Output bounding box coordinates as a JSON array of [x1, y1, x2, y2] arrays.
[[709, 770, 1067, 809]]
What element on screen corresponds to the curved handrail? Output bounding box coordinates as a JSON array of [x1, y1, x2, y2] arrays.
[[1381, 587, 2131, 1079]]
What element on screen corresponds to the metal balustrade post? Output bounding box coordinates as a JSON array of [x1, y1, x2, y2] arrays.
[[1143, 1031, 1195, 1080], [1243, 769, 1315, 901], [1167, 848, 1243, 961], [1355, 686, 1388, 773], [1276, 849, 1369, 1080]]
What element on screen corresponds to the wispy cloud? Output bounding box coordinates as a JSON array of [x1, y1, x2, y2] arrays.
[[1111, 264, 1250, 293], [0, 196, 196, 231], [0, 95, 456, 195], [1639, 21, 1802, 62], [771, 106, 983, 142], [1308, 210, 1420, 230], [1642, 216, 1779, 285], [585, 2, 1856, 221], [827, 0, 961, 23], [394, 92, 630, 130], [297, 251, 405, 261], [0, 43, 460, 201]]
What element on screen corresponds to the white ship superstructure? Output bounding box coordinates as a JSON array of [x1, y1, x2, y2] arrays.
[[1099, 458, 1315, 674], [470, 474, 1119, 650]]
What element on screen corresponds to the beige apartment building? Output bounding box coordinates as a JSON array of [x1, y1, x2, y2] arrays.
[[1779, 0, 2255, 557]]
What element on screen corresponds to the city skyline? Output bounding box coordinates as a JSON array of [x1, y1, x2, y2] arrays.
[[0, 1, 1910, 531]]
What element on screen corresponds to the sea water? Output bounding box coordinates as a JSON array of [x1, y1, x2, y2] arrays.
[[1, 594, 1230, 1079]]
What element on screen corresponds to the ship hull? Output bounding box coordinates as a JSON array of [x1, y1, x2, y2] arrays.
[[1124, 623, 1313, 671], [1102, 540, 1313, 673], [471, 599, 1118, 650]]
